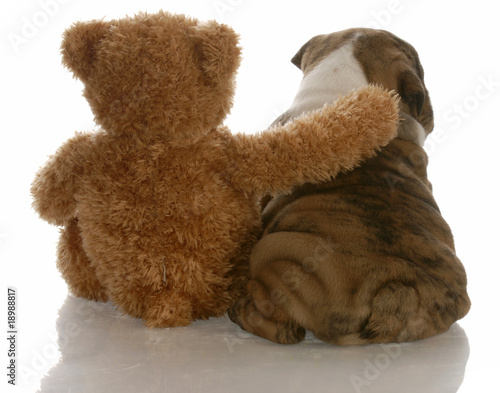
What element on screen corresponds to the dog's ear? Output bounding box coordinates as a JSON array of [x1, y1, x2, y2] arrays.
[[291, 38, 312, 69], [397, 67, 426, 118], [396, 64, 434, 133], [61, 20, 109, 81]]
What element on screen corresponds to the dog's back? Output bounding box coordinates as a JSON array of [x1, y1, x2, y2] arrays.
[[234, 138, 469, 344]]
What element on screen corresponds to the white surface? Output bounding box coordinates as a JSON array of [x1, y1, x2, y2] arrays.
[[1, 1, 499, 392], [39, 296, 470, 393]]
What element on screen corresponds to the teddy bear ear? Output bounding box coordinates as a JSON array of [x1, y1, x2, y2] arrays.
[[60, 20, 109, 81], [190, 21, 242, 83]]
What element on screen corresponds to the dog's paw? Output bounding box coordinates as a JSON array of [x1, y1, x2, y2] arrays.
[[228, 294, 305, 344]]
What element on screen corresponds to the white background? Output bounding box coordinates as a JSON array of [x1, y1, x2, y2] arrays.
[[1, 0, 499, 392]]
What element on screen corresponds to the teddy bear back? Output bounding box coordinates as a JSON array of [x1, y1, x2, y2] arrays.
[[61, 11, 241, 138], [68, 125, 261, 317]]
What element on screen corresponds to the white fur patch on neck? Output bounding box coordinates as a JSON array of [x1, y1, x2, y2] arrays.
[[397, 112, 427, 146], [288, 42, 369, 118]]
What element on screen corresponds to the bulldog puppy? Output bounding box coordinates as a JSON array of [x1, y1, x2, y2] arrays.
[[229, 28, 470, 344]]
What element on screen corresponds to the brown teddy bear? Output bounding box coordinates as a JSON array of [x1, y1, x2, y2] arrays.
[[31, 11, 399, 327]]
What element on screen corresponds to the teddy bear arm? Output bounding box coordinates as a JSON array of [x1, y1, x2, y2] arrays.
[[230, 86, 399, 195], [31, 132, 93, 226]]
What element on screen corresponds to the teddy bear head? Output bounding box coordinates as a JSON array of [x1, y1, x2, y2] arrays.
[[61, 11, 241, 138]]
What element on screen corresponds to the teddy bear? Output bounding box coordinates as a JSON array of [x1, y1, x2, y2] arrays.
[[31, 11, 399, 327]]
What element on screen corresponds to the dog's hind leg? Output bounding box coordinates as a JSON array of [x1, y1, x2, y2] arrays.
[[228, 280, 306, 344]]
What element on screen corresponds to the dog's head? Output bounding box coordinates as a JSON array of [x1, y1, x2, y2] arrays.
[[291, 28, 434, 134]]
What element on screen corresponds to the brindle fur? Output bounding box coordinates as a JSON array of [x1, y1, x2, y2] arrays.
[[228, 29, 470, 344]]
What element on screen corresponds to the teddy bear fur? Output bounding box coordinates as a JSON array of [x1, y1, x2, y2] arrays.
[[31, 11, 400, 327]]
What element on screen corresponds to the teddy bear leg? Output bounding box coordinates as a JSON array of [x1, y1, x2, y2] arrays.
[[57, 218, 108, 302], [140, 291, 194, 328], [95, 263, 195, 328]]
